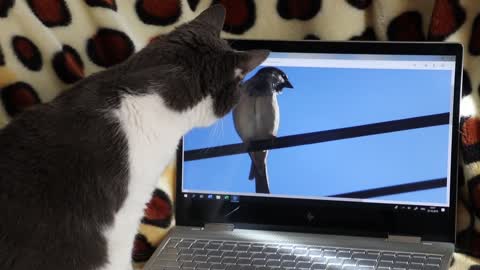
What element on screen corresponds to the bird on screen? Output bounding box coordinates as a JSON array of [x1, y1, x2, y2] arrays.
[[233, 67, 294, 194]]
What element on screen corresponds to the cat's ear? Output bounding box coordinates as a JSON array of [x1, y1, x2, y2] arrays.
[[234, 50, 270, 79], [193, 4, 226, 36]]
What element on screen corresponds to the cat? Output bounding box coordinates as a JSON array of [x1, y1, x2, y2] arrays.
[[0, 5, 269, 270]]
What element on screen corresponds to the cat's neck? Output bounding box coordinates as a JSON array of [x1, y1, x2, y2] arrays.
[[113, 92, 216, 194]]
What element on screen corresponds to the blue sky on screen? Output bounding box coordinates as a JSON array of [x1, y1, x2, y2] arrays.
[[182, 65, 453, 205]]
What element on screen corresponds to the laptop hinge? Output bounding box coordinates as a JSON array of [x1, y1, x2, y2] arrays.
[[204, 223, 235, 232], [386, 234, 422, 244]]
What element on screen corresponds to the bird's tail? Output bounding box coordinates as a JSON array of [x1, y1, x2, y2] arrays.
[[249, 151, 271, 193]]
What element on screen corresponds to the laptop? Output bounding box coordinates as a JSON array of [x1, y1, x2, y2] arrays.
[[144, 40, 463, 270]]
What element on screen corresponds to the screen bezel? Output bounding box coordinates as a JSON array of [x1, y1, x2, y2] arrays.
[[176, 40, 463, 243]]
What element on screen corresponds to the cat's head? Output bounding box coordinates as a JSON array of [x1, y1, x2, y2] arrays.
[[142, 5, 269, 127]]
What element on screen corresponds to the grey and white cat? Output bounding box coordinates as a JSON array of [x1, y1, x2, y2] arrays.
[[0, 5, 269, 270]]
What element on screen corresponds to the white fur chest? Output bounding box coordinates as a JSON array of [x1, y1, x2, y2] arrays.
[[99, 92, 217, 270], [100, 94, 187, 270]]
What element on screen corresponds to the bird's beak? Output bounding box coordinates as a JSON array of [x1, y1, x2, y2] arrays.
[[284, 80, 294, 89]]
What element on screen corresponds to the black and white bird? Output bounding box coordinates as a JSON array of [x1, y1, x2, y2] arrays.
[[233, 67, 294, 194]]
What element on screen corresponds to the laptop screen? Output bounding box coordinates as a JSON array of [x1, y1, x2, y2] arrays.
[[181, 51, 457, 211]]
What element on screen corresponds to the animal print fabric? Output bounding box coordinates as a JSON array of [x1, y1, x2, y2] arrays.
[[0, 0, 480, 269]]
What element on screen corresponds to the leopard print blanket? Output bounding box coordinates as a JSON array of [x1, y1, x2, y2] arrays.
[[1, 0, 480, 269]]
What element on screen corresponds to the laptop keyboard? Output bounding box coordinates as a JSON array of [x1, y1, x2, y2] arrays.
[[152, 238, 444, 270]]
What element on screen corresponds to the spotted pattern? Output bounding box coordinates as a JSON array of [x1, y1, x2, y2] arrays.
[[277, 0, 322, 21], [132, 234, 155, 263], [52, 45, 84, 84], [350, 27, 377, 40], [0, 44, 4, 66], [135, 0, 181, 26], [346, 0, 372, 10], [1, 82, 40, 117], [87, 28, 135, 68], [0, 0, 14, 17], [187, 0, 199, 11], [85, 0, 116, 10], [428, 0, 466, 41], [470, 14, 480, 55], [12, 36, 42, 71], [26, 0, 71, 27], [304, 34, 320, 40], [213, 0, 255, 35], [141, 189, 173, 228], [387, 11, 425, 41]]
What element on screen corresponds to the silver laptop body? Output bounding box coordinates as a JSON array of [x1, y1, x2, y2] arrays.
[[145, 40, 463, 270]]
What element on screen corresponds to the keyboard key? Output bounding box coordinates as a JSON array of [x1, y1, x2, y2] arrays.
[[426, 258, 442, 266], [179, 255, 194, 262], [297, 262, 313, 269], [220, 245, 235, 251], [326, 265, 342, 270], [178, 242, 193, 248], [182, 262, 197, 269], [342, 259, 357, 266], [309, 250, 323, 256], [352, 254, 378, 261], [241, 266, 256, 270], [267, 260, 282, 267], [367, 251, 380, 256], [279, 248, 292, 254], [252, 259, 267, 266], [377, 268, 389, 270], [192, 243, 207, 249], [380, 255, 395, 262], [395, 256, 410, 263], [208, 257, 222, 264], [312, 263, 327, 270], [267, 254, 282, 261], [342, 266, 357, 270], [410, 257, 425, 264], [222, 258, 237, 265], [281, 261, 297, 269], [293, 249, 308, 255], [195, 250, 209, 256], [227, 266, 242, 270], [327, 258, 342, 265], [194, 255, 209, 262], [297, 256, 311, 262], [208, 251, 223, 257], [252, 253, 267, 259], [252, 243, 265, 248], [223, 251, 237, 258], [235, 246, 249, 252], [378, 261, 393, 268], [408, 264, 423, 270], [312, 257, 328, 264], [212, 264, 227, 270], [282, 255, 296, 262], [264, 247, 278, 253], [237, 253, 252, 259], [249, 247, 263, 253], [393, 262, 408, 270], [197, 263, 213, 270], [357, 260, 375, 267], [237, 259, 251, 265], [337, 252, 352, 259], [424, 265, 440, 270], [323, 251, 337, 258], [206, 244, 221, 250]]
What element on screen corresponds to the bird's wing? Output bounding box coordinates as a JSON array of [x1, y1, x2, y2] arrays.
[[253, 95, 280, 138], [233, 93, 257, 143]]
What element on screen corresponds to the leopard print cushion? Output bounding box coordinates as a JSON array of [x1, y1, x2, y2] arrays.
[[1, 1, 480, 269]]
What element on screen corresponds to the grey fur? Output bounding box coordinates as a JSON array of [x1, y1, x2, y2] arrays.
[[0, 5, 269, 270]]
